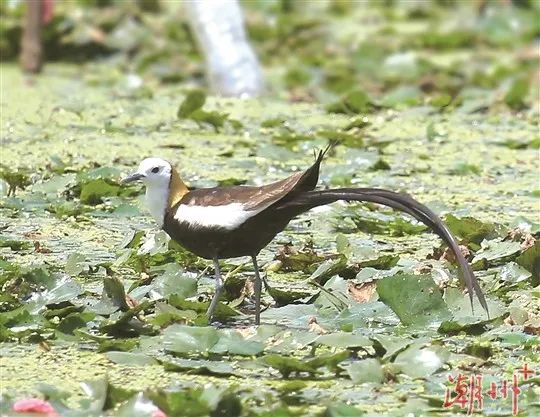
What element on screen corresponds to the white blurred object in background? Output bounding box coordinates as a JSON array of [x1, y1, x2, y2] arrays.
[[185, 0, 264, 98]]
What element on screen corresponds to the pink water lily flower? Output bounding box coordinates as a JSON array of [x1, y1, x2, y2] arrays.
[[152, 409, 167, 417], [12, 399, 58, 416]]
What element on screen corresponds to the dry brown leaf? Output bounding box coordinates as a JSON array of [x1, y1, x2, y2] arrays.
[[348, 281, 377, 303], [308, 317, 328, 334], [440, 245, 471, 263]]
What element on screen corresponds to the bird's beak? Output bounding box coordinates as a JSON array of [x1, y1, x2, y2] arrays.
[[121, 172, 145, 184]]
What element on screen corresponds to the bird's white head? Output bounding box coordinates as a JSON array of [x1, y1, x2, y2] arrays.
[[122, 157, 188, 227], [123, 157, 172, 188]]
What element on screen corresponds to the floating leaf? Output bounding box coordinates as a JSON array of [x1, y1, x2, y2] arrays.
[[309, 256, 347, 284], [448, 161, 481, 176], [152, 263, 197, 299], [103, 276, 130, 311], [100, 300, 156, 337], [345, 358, 384, 384], [343, 116, 370, 131], [27, 274, 83, 312], [0, 166, 31, 196], [393, 343, 449, 378], [65, 252, 87, 276], [306, 351, 349, 374], [326, 89, 375, 114], [438, 288, 504, 334], [472, 239, 522, 266], [79, 179, 120, 205], [344, 208, 427, 237], [56, 312, 93, 335], [177, 89, 206, 118], [316, 332, 372, 349], [510, 216, 540, 235], [106, 351, 157, 366], [516, 240, 540, 283], [377, 273, 451, 327], [0, 236, 32, 251], [371, 334, 413, 359], [190, 109, 228, 131], [267, 285, 312, 306], [261, 354, 319, 378], [151, 302, 198, 327], [275, 244, 325, 272], [499, 262, 532, 283], [504, 77, 529, 110], [116, 393, 164, 417], [163, 324, 219, 355], [210, 329, 265, 356], [168, 295, 240, 321], [381, 85, 422, 108], [324, 403, 364, 417], [444, 214, 499, 245], [162, 357, 235, 376]]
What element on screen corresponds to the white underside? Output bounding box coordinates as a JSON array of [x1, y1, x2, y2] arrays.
[[145, 186, 169, 227], [174, 203, 257, 230]]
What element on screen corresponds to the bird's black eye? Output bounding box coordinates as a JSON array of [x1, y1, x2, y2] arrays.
[[151, 167, 159, 173]]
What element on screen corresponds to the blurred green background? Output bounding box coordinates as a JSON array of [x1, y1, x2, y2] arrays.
[[2, 0, 538, 109]]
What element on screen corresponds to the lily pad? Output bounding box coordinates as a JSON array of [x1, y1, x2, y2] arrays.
[[345, 358, 385, 384], [316, 332, 372, 349], [471, 239, 522, 266], [177, 89, 206, 118], [163, 324, 219, 355], [516, 240, 540, 282], [444, 214, 498, 245], [79, 179, 121, 205], [105, 351, 158, 366], [393, 343, 449, 378], [377, 273, 451, 327], [161, 357, 235, 376], [261, 354, 319, 378], [210, 329, 265, 356]]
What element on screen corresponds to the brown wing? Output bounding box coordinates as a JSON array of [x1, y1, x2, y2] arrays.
[[178, 145, 331, 210]]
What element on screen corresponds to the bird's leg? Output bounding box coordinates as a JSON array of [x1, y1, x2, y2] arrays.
[[206, 256, 223, 322], [262, 273, 271, 291], [251, 255, 262, 325]]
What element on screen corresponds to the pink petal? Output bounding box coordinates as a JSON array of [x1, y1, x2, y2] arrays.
[[42, 0, 55, 25], [152, 409, 167, 417], [12, 399, 58, 416]]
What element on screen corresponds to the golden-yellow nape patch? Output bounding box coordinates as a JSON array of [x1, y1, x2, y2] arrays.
[[168, 166, 189, 209]]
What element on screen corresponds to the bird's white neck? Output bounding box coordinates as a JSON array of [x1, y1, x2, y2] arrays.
[[145, 185, 170, 227]]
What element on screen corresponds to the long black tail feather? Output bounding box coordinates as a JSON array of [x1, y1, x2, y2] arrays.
[[279, 188, 489, 316]]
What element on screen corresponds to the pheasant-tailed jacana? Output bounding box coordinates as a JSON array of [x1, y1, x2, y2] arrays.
[[122, 145, 488, 324]]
